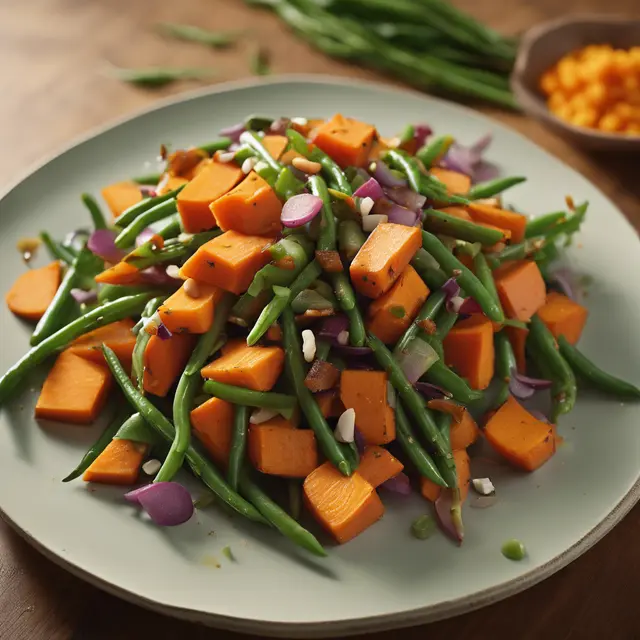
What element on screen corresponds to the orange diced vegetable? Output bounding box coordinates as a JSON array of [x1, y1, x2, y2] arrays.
[[450, 410, 480, 451], [340, 370, 395, 444], [190, 397, 234, 466], [94, 262, 144, 286], [315, 390, 345, 418], [484, 395, 557, 471], [303, 462, 384, 543], [430, 167, 471, 195], [158, 283, 223, 334], [6, 262, 61, 321], [357, 446, 404, 489], [468, 203, 527, 243], [101, 181, 143, 218], [210, 172, 283, 236], [261, 135, 289, 160], [494, 260, 546, 322], [350, 223, 422, 298], [313, 114, 376, 168], [443, 315, 495, 390], [176, 161, 244, 233], [67, 319, 137, 368], [156, 174, 188, 196], [439, 205, 473, 220], [83, 439, 148, 485], [248, 425, 318, 477], [201, 339, 284, 391], [367, 265, 430, 344], [537, 291, 588, 345], [35, 352, 112, 424], [143, 333, 196, 397], [506, 326, 529, 374], [179, 230, 274, 295], [420, 449, 471, 502]]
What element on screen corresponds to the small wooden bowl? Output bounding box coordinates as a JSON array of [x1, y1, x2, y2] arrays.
[[511, 15, 640, 151]]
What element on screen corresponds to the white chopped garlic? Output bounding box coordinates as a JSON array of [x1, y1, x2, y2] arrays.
[[253, 160, 270, 174], [337, 330, 349, 346], [165, 264, 180, 279], [241, 157, 257, 174], [217, 151, 236, 164], [362, 214, 388, 232], [291, 116, 308, 126], [335, 408, 356, 443], [142, 459, 161, 475], [291, 157, 322, 174], [301, 329, 316, 363], [183, 278, 200, 298], [249, 408, 279, 424], [178, 232, 194, 244], [472, 478, 495, 496], [359, 196, 375, 216]]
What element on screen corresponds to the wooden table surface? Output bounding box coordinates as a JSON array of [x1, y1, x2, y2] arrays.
[[1, 0, 639, 638]]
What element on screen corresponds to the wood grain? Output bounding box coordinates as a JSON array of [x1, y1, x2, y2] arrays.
[[0, 0, 639, 638]]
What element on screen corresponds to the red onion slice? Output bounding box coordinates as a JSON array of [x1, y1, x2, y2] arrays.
[[157, 323, 172, 340], [318, 315, 349, 341], [125, 482, 194, 526], [414, 124, 432, 149], [281, 194, 323, 228], [384, 187, 427, 212], [446, 295, 483, 314], [87, 229, 126, 263], [371, 160, 406, 188], [441, 133, 492, 181], [218, 122, 245, 142], [141, 266, 181, 286], [373, 199, 418, 226], [435, 489, 464, 545], [136, 228, 157, 248], [354, 177, 384, 201], [414, 382, 451, 399], [397, 338, 439, 384], [509, 368, 553, 400], [550, 268, 576, 300], [70, 288, 98, 304], [380, 472, 412, 495], [441, 277, 461, 301]]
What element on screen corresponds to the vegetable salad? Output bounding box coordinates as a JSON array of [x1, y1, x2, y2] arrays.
[[3, 114, 639, 555]]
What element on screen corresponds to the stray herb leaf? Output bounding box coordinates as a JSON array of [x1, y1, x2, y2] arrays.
[[111, 66, 216, 88], [222, 545, 234, 561], [251, 46, 271, 76], [157, 23, 243, 49]]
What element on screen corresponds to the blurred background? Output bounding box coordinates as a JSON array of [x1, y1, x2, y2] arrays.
[[0, 0, 638, 638]]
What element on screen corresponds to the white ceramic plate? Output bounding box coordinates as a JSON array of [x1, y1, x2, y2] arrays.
[[0, 77, 639, 637]]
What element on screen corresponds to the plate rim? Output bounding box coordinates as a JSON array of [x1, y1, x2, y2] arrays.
[[1, 74, 638, 637]]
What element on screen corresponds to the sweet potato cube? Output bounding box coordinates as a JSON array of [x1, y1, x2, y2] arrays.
[[179, 231, 274, 295], [83, 439, 148, 485], [67, 319, 137, 368], [35, 352, 112, 424], [315, 390, 344, 418], [340, 370, 395, 444], [367, 265, 430, 344], [190, 397, 234, 466], [156, 174, 188, 196], [143, 333, 196, 397], [177, 161, 244, 233], [261, 135, 289, 160], [494, 260, 546, 322], [430, 167, 471, 195], [201, 340, 284, 391], [537, 291, 588, 345], [313, 114, 376, 168], [468, 202, 527, 243], [443, 315, 495, 390], [449, 410, 480, 451], [420, 449, 471, 502], [158, 283, 223, 334], [506, 326, 529, 374], [101, 181, 143, 218], [484, 395, 557, 471], [248, 425, 318, 477], [357, 446, 404, 489], [350, 223, 422, 298], [6, 262, 60, 321], [94, 262, 144, 286], [303, 462, 384, 543]]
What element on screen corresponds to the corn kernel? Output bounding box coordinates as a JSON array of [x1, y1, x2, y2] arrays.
[[599, 112, 623, 132]]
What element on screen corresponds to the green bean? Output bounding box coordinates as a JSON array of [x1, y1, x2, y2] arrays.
[[434, 306, 459, 341], [203, 380, 297, 418], [31, 248, 102, 346], [411, 514, 436, 540], [98, 284, 166, 304], [394, 290, 446, 356], [286, 128, 352, 195], [102, 345, 266, 523], [244, 114, 274, 131], [291, 289, 334, 313], [248, 238, 311, 296], [411, 249, 448, 289], [544, 201, 588, 242], [114, 411, 161, 446], [422, 230, 503, 322], [467, 176, 526, 200], [228, 405, 249, 491], [339, 288, 367, 346], [558, 336, 640, 400], [132, 296, 166, 390], [112, 66, 215, 87], [240, 130, 282, 172], [232, 290, 271, 325], [115, 199, 178, 248], [62, 405, 132, 482], [116, 186, 184, 229], [524, 211, 566, 238], [424, 361, 484, 404], [39, 231, 76, 265], [315, 338, 331, 362], [157, 215, 182, 240], [289, 260, 323, 299], [309, 175, 337, 252], [238, 474, 326, 556], [132, 172, 162, 185], [198, 137, 233, 155], [338, 220, 366, 261], [473, 251, 502, 313], [416, 135, 453, 168], [281, 307, 351, 475], [367, 333, 456, 487], [528, 315, 577, 421], [426, 209, 505, 245], [395, 402, 447, 486], [247, 286, 291, 346], [81, 193, 108, 230], [435, 410, 452, 446], [494, 331, 516, 408], [502, 538, 527, 561], [274, 167, 305, 200]]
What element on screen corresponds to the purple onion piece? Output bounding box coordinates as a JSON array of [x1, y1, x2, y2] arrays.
[[281, 194, 323, 228], [354, 428, 366, 454], [473, 161, 500, 183], [333, 345, 372, 357], [218, 122, 245, 142], [380, 472, 412, 495], [414, 382, 451, 399], [384, 186, 427, 212], [269, 118, 290, 135], [441, 277, 461, 302], [157, 323, 173, 341], [87, 229, 127, 263], [435, 489, 464, 544], [125, 482, 194, 526], [136, 228, 157, 248], [372, 160, 406, 188], [141, 266, 181, 286], [397, 339, 439, 384], [414, 124, 432, 149], [448, 297, 482, 315], [373, 199, 418, 227], [529, 409, 551, 424], [511, 368, 553, 390], [139, 185, 158, 198], [441, 133, 493, 181], [508, 376, 535, 400], [354, 177, 384, 201], [318, 315, 349, 341], [70, 288, 98, 304], [550, 269, 575, 300]]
